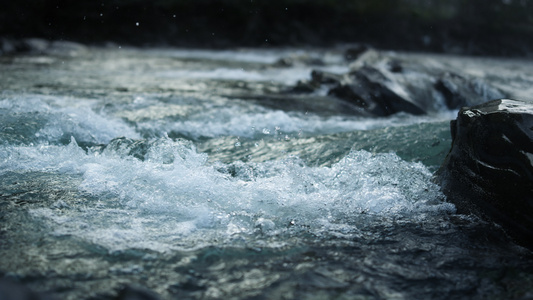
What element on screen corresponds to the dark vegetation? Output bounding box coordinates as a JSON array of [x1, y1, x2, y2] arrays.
[[1, 0, 533, 56]]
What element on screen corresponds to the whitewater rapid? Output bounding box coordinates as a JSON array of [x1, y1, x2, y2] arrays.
[[1, 46, 532, 300], [0, 93, 454, 253]]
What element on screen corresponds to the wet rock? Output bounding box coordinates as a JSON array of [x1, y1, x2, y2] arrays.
[[289, 70, 342, 93], [328, 66, 425, 116], [273, 54, 324, 67], [287, 51, 434, 116], [436, 99, 533, 249], [434, 72, 504, 109], [291, 80, 318, 93], [387, 59, 403, 73], [347, 48, 382, 70], [310, 69, 342, 85], [286, 50, 508, 116]]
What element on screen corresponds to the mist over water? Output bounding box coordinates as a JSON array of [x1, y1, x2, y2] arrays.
[[1, 47, 532, 299]]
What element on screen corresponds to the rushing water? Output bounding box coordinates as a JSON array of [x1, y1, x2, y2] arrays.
[[1, 46, 533, 299]]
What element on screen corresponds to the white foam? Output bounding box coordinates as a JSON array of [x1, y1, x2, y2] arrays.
[[0, 95, 140, 144], [155, 67, 312, 85], [0, 138, 455, 252]]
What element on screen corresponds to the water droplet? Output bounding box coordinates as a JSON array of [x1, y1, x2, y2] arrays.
[[262, 128, 270, 135], [234, 142, 241, 147]]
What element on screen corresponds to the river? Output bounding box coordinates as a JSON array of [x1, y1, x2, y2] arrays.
[[1, 45, 532, 299]]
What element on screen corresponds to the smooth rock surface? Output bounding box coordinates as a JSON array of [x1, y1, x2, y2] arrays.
[[436, 99, 533, 249]]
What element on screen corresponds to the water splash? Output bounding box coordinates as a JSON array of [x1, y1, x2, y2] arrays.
[[2, 137, 453, 253]]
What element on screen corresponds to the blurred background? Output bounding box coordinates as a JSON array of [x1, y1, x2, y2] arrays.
[[1, 0, 533, 56]]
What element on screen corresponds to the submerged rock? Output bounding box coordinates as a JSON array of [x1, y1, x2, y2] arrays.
[[286, 50, 506, 117], [436, 99, 533, 249]]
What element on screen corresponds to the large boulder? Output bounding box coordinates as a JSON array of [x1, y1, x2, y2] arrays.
[[436, 99, 533, 249]]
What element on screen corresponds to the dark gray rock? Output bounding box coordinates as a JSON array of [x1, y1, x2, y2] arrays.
[[434, 72, 504, 109], [328, 66, 426, 116], [290, 69, 342, 93], [310, 69, 343, 85], [436, 99, 533, 249], [284, 50, 508, 117], [273, 54, 324, 68]]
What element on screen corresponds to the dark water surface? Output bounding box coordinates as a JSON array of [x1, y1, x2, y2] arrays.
[[1, 46, 532, 299]]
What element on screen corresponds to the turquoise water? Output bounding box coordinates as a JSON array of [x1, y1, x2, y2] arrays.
[[1, 47, 532, 299]]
